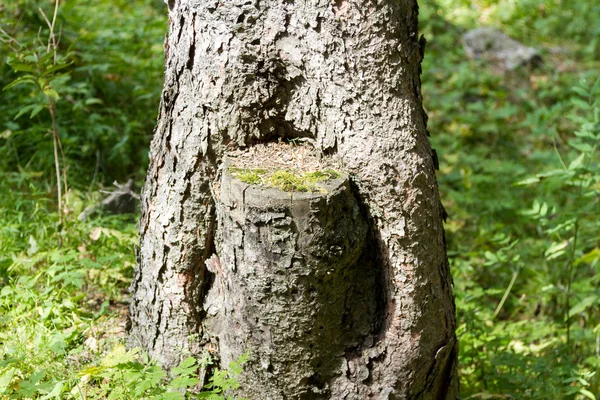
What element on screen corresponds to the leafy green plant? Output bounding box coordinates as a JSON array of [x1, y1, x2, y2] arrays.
[[420, 1, 600, 397], [3, 1, 73, 237], [0, 172, 248, 399], [0, 0, 165, 185], [518, 77, 600, 350], [200, 352, 248, 400], [76, 347, 247, 400]]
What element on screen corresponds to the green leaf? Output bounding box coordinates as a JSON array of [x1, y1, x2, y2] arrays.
[[39, 381, 64, 399], [173, 356, 197, 372], [84, 97, 103, 106], [568, 153, 586, 171], [39, 52, 54, 65], [156, 391, 185, 400], [568, 295, 599, 318], [568, 141, 594, 153], [572, 97, 591, 110], [43, 88, 60, 101], [133, 379, 155, 396], [514, 177, 539, 186], [38, 77, 48, 90], [484, 251, 498, 263], [539, 202, 548, 216], [574, 127, 598, 139], [16, 370, 47, 397], [575, 248, 600, 266], [41, 62, 73, 77], [3, 75, 38, 91], [169, 376, 200, 389], [22, 54, 38, 63], [0, 368, 17, 393], [545, 241, 569, 260], [579, 388, 597, 400], [14, 104, 37, 120], [592, 77, 600, 95], [101, 345, 139, 367], [30, 104, 45, 119], [8, 62, 36, 73]]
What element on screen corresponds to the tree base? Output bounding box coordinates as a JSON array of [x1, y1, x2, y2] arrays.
[[203, 151, 379, 399]]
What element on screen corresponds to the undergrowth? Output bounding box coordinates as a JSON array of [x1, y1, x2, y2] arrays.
[[421, 0, 600, 397], [0, 1, 246, 397], [0, 173, 246, 398]]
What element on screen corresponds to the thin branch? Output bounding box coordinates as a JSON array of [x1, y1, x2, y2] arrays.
[[56, 24, 63, 50], [40, 1, 66, 245], [87, 150, 101, 197], [36, 25, 44, 48], [49, 100, 63, 247], [50, 0, 60, 64], [0, 27, 19, 52], [56, 122, 69, 204], [39, 7, 52, 37], [38, 0, 59, 63]]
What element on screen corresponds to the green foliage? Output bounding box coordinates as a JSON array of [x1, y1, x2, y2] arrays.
[[0, 0, 166, 185], [420, 0, 600, 397], [0, 2, 249, 399], [200, 352, 249, 400], [0, 172, 247, 399], [75, 348, 247, 399], [0, 171, 136, 398]]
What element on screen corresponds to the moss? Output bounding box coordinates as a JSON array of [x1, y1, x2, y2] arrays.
[[304, 169, 340, 181], [229, 167, 341, 192], [229, 168, 266, 185]]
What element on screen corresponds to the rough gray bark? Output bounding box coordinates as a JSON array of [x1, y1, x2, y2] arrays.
[[205, 167, 376, 399], [128, 0, 458, 398]]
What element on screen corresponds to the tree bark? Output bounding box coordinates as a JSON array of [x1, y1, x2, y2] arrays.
[[128, 0, 458, 398]]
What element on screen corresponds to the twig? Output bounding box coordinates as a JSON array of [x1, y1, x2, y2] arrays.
[[49, 100, 63, 247], [39, 0, 59, 63], [87, 150, 101, 197], [36, 26, 44, 48], [0, 27, 19, 51], [493, 270, 519, 319], [39, 3, 67, 245], [56, 122, 68, 206]]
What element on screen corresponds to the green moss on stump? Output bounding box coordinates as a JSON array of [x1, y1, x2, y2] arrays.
[[229, 167, 341, 192]]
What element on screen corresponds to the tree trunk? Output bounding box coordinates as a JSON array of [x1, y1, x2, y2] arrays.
[[128, 0, 458, 398]]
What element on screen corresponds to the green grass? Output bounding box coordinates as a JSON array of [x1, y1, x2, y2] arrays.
[[0, 172, 246, 399], [0, 172, 137, 397]]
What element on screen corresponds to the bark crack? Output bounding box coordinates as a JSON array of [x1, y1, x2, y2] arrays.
[[186, 14, 197, 71], [410, 337, 456, 400]]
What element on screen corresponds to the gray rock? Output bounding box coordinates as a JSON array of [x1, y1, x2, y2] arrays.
[[462, 27, 541, 71], [101, 179, 138, 215], [78, 179, 139, 221]]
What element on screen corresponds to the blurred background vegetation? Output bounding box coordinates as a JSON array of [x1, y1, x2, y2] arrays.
[[0, 0, 599, 398]]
